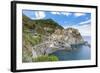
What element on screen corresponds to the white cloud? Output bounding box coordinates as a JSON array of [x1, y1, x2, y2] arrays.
[[51, 12, 86, 17], [61, 12, 71, 16], [51, 12, 61, 15], [51, 12, 72, 16], [74, 13, 86, 17], [33, 11, 45, 19], [79, 19, 91, 25]]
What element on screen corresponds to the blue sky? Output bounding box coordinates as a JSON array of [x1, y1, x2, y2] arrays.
[[22, 10, 91, 36]]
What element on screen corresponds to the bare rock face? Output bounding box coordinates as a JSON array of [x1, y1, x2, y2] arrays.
[[51, 28, 84, 45], [64, 28, 84, 45]]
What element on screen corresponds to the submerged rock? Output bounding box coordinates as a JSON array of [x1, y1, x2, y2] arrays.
[[84, 41, 91, 48]]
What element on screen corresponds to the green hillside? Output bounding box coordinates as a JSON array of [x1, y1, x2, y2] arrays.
[[22, 14, 63, 62], [22, 14, 63, 34]]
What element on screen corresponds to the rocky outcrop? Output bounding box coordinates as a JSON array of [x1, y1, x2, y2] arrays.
[[51, 28, 84, 45], [32, 28, 85, 58]]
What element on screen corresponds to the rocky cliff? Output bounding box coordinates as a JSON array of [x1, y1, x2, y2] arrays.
[[51, 28, 84, 45], [31, 28, 85, 58]]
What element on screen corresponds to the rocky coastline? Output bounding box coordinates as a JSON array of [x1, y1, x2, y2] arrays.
[[31, 28, 88, 58]]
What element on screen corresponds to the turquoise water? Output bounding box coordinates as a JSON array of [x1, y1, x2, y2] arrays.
[[51, 36, 91, 61]]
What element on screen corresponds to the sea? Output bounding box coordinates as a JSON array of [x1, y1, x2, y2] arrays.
[[51, 36, 91, 61]]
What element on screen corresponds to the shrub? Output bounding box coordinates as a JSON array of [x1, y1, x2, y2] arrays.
[[32, 55, 59, 62], [22, 50, 32, 62]]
